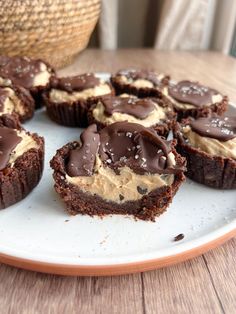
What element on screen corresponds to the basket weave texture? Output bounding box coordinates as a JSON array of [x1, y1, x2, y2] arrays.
[[0, 0, 101, 68]]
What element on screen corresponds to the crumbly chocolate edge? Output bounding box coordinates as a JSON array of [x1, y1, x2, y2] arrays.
[[0, 131, 44, 208], [50, 141, 185, 221], [173, 120, 236, 189]]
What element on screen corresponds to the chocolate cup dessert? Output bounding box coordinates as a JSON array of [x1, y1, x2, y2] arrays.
[[88, 94, 176, 137], [50, 122, 185, 221], [0, 126, 44, 208], [163, 80, 228, 121], [0, 85, 35, 128], [43, 73, 115, 127], [0, 56, 55, 109], [111, 68, 170, 99], [173, 115, 236, 189]]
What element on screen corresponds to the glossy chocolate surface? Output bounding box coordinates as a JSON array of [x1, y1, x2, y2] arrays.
[[51, 73, 100, 92], [169, 80, 219, 107], [67, 125, 100, 176], [67, 122, 183, 177], [0, 56, 51, 89], [0, 127, 22, 170], [190, 115, 236, 141], [101, 96, 155, 119]]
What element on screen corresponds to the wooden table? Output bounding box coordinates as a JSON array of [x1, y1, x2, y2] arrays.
[[1, 50, 235, 313]]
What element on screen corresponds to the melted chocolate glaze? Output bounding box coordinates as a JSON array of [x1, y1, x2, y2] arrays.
[[67, 122, 183, 177], [101, 96, 155, 119], [0, 88, 10, 112], [0, 56, 52, 89], [190, 115, 236, 141], [66, 124, 100, 176], [51, 73, 101, 93], [168, 80, 219, 107], [117, 69, 163, 87], [0, 127, 22, 170]]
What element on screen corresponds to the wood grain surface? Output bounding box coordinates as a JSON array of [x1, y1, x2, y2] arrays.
[[1, 50, 236, 314]]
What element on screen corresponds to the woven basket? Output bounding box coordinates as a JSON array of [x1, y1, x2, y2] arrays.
[[0, 0, 101, 68]]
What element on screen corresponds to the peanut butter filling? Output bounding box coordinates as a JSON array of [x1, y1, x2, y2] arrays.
[[182, 125, 236, 159], [32, 62, 51, 87], [49, 83, 112, 103], [66, 154, 175, 203], [118, 74, 165, 88], [163, 86, 223, 110], [0, 77, 11, 86], [9, 130, 39, 165], [92, 100, 168, 127], [0, 87, 25, 116]]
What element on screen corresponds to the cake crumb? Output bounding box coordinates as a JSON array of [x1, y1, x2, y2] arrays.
[[174, 233, 185, 242]]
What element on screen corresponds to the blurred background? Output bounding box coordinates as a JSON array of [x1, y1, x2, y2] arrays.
[[90, 0, 236, 56], [0, 0, 235, 69]]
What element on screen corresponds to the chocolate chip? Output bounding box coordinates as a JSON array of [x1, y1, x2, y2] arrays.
[[137, 186, 148, 195], [173, 233, 184, 242], [119, 194, 124, 201]]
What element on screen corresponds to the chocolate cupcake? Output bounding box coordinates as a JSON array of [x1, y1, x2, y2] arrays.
[[0, 56, 54, 109], [111, 68, 170, 98], [0, 126, 44, 208], [88, 94, 176, 137], [0, 85, 35, 128], [43, 73, 114, 127], [50, 122, 185, 221], [163, 80, 228, 120], [174, 115, 236, 189]]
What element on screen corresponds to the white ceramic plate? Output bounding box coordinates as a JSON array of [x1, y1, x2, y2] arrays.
[[0, 75, 235, 276]]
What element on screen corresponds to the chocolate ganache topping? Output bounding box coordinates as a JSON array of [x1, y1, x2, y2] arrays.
[[101, 96, 155, 119], [67, 122, 182, 177], [67, 124, 100, 177], [0, 56, 50, 89], [51, 73, 101, 93], [0, 127, 22, 170], [190, 116, 236, 141], [117, 69, 163, 86], [168, 80, 219, 107]]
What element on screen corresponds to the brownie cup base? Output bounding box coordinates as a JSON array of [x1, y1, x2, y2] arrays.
[[43, 89, 115, 128], [50, 142, 185, 221], [31, 85, 51, 110], [110, 77, 167, 99], [173, 124, 236, 189], [174, 96, 228, 121], [0, 133, 44, 208]]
